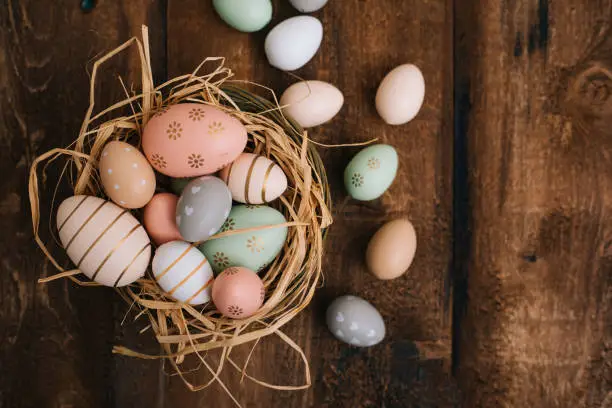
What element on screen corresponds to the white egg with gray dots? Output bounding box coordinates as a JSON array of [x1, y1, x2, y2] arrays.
[[326, 295, 386, 347]]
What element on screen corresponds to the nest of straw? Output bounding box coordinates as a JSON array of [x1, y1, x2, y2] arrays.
[[28, 26, 332, 397]]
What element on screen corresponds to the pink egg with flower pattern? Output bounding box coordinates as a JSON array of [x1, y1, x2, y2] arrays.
[[212, 267, 265, 319], [142, 103, 248, 177]]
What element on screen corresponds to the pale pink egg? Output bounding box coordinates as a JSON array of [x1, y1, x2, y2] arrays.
[[143, 193, 184, 246], [219, 153, 288, 204], [142, 103, 248, 177], [212, 267, 265, 319]]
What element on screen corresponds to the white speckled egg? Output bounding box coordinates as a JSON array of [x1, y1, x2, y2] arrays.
[[56, 195, 151, 287], [152, 241, 214, 305], [219, 153, 287, 204], [280, 80, 344, 128], [264, 16, 323, 71], [376, 64, 425, 125]]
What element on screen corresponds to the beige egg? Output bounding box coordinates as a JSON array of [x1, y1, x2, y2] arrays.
[[375, 64, 425, 125], [365, 219, 417, 280], [219, 153, 287, 204], [99, 141, 156, 209], [56, 195, 151, 287], [280, 80, 344, 128]]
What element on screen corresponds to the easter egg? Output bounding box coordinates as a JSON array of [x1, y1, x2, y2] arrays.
[[176, 176, 232, 243], [219, 153, 288, 204], [170, 177, 194, 195], [212, 267, 265, 318], [326, 295, 386, 347], [199, 205, 288, 274], [213, 0, 272, 32], [98, 141, 156, 209], [289, 0, 328, 12], [143, 193, 184, 246], [56, 195, 151, 287], [344, 144, 398, 201], [152, 241, 214, 305], [142, 103, 248, 177], [264, 16, 323, 71], [376, 64, 425, 125], [280, 80, 344, 128], [366, 219, 417, 280]]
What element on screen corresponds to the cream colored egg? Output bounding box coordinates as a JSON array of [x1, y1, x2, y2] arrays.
[[220, 153, 287, 204], [375, 64, 425, 125], [280, 80, 344, 128], [56, 195, 151, 287], [152, 241, 214, 305], [99, 141, 156, 209], [365, 219, 417, 280]]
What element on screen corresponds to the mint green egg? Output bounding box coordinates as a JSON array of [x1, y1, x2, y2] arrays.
[[199, 204, 288, 274], [344, 144, 398, 201], [213, 0, 272, 33]]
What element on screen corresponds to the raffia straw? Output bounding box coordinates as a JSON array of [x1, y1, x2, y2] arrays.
[[27, 25, 332, 403]]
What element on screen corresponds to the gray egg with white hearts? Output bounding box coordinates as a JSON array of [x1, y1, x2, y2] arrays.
[[326, 295, 386, 347], [176, 176, 232, 242]]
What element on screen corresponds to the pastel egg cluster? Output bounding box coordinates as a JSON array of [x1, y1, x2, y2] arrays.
[[57, 103, 290, 319]]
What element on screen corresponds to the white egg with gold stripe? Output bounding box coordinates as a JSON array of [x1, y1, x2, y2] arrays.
[[220, 152, 287, 204], [56, 195, 151, 287], [152, 241, 214, 305]]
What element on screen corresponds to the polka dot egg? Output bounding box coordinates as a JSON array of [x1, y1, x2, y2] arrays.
[[99, 141, 156, 209]]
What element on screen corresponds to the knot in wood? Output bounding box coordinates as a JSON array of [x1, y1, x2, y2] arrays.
[[569, 63, 612, 115]]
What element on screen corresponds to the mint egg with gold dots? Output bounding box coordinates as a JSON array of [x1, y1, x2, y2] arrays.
[[199, 205, 288, 274], [344, 144, 398, 201]]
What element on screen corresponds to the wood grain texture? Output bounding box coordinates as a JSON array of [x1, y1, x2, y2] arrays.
[[167, 0, 456, 406], [4, 0, 611, 407], [455, 0, 612, 406], [0, 1, 165, 407]]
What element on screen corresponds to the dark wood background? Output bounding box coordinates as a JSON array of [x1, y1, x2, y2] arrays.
[[0, 0, 610, 407]]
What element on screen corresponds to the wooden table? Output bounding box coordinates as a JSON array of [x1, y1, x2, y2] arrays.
[[1, 1, 610, 407]]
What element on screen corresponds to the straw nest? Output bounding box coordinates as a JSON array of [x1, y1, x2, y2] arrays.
[[28, 26, 332, 398]]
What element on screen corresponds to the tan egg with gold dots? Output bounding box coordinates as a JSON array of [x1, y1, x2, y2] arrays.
[[219, 153, 287, 204], [56, 195, 151, 287], [99, 141, 156, 209]]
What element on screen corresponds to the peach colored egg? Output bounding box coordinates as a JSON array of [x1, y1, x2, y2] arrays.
[[219, 153, 287, 204], [56, 195, 151, 287], [99, 141, 156, 209], [143, 193, 184, 246], [142, 103, 248, 177], [212, 267, 265, 318]]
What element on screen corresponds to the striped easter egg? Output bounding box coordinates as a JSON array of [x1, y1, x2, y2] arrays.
[[152, 241, 214, 305], [56, 195, 151, 287], [219, 153, 287, 204]]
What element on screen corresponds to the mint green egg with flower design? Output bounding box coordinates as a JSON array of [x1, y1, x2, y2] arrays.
[[344, 144, 398, 201], [199, 205, 288, 274]]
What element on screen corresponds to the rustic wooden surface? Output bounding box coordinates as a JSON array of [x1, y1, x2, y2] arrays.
[[455, 0, 612, 407], [0, 0, 609, 407]]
